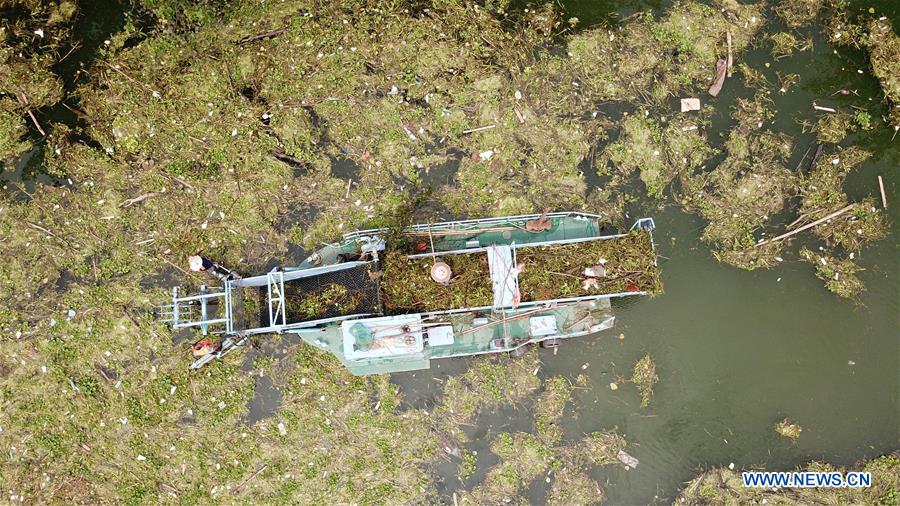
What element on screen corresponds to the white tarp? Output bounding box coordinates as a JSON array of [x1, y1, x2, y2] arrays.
[[487, 245, 519, 308], [342, 314, 423, 361]]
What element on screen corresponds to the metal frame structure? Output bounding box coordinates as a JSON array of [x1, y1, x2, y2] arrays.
[[160, 214, 656, 370]]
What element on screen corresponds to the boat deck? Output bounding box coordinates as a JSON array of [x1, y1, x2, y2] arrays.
[[293, 298, 614, 375]]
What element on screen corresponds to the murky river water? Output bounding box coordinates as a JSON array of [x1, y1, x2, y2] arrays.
[[393, 1, 899, 503]]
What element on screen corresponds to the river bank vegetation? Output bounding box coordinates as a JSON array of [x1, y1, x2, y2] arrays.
[[1, 0, 897, 503]]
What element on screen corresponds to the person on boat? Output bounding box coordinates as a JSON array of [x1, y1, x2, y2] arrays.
[[188, 255, 235, 281]]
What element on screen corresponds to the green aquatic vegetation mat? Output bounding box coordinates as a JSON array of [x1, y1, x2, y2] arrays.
[[631, 354, 658, 407], [770, 31, 802, 57], [775, 417, 803, 439], [548, 465, 603, 505], [601, 111, 716, 199], [799, 148, 888, 252], [533, 376, 574, 445], [816, 112, 855, 143], [578, 429, 628, 467], [679, 93, 797, 270], [774, 0, 824, 28], [462, 432, 555, 504], [0, 106, 29, 161], [517, 231, 662, 300], [800, 247, 866, 299], [1, 0, 898, 502], [566, 0, 764, 103], [866, 18, 900, 126], [434, 349, 541, 441]]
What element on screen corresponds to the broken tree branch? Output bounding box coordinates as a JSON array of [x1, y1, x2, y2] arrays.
[[16, 92, 46, 136], [26, 110, 46, 136], [726, 31, 733, 77], [878, 175, 888, 209], [233, 464, 269, 493], [462, 124, 496, 134], [120, 192, 161, 208], [238, 28, 287, 45], [812, 103, 837, 113], [756, 204, 855, 246], [27, 221, 55, 237]]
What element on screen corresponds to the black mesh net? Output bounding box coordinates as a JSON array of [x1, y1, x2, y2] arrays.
[[247, 264, 381, 328]]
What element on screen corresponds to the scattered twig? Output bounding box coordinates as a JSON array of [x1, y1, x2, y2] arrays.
[[793, 144, 813, 173], [812, 103, 837, 113], [16, 92, 46, 136], [786, 214, 808, 229], [726, 31, 733, 78], [120, 192, 161, 208], [271, 151, 309, 170], [514, 108, 525, 123], [159, 256, 201, 282], [27, 221, 55, 237], [160, 483, 179, 497], [158, 169, 195, 190], [233, 464, 269, 493], [462, 124, 496, 134], [757, 204, 855, 246], [56, 41, 82, 63], [618, 11, 644, 23], [26, 110, 46, 136], [878, 176, 888, 209], [808, 143, 824, 173], [345, 178, 352, 199], [104, 62, 159, 96], [238, 27, 287, 45]]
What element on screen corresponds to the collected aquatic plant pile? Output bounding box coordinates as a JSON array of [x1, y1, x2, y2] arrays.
[[675, 452, 899, 505], [284, 283, 365, 322], [242, 287, 263, 328], [380, 251, 493, 312], [631, 354, 659, 407], [517, 231, 661, 301]]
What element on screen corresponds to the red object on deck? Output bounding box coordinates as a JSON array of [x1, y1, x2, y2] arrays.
[[192, 340, 220, 357]]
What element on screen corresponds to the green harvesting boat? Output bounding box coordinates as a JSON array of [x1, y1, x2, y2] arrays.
[[160, 212, 660, 375]]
